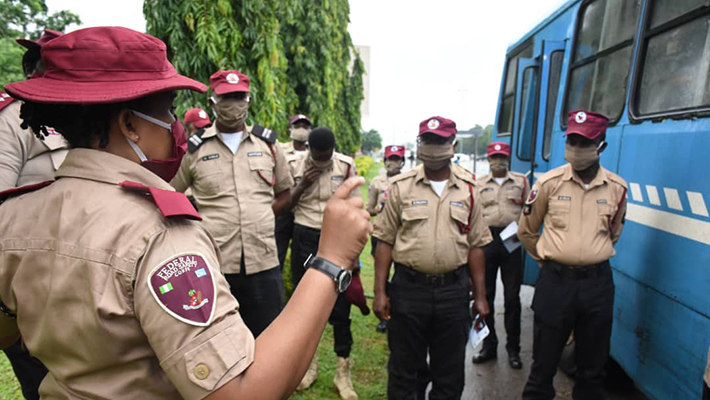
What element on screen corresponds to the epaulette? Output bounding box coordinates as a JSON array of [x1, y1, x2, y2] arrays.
[[251, 125, 278, 144], [452, 164, 476, 185], [390, 167, 419, 185], [334, 153, 355, 165], [187, 128, 208, 154], [606, 170, 628, 189], [0, 181, 53, 205], [0, 92, 16, 113], [536, 165, 566, 186], [120, 181, 202, 221]]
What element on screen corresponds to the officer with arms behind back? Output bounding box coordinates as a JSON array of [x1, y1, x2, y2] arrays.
[[471, 141, 528, 369], [366, 144, 405, 334], [0, 26, 372, 400], [171, 69, 294, 337], [373, 116, 492, 400], [519, 110, 627, 400]]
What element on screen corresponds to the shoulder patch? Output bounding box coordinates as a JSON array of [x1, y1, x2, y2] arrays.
[[120, 181, 201, 221], [0, 92, 16, 113], [148, 252, 216, 326], [251, 125, 278, 144], [525, 188, 539, 205], [0, 180, 53, 205]]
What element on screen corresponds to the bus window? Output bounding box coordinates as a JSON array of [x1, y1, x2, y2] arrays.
[[517, 67, 538, 161], [634, 2, 710, 118], [543, 51, 564, 160], [564, 0, 641, 124], [498, 43, 533, 136]]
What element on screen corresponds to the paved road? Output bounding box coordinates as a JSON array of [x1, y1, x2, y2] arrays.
[[461, 275, 648, 400]]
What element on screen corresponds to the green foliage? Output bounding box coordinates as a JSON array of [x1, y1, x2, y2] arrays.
[[0, 0, 80, 89], [144, 0, 364, 153], [355, 155, 374, 177], [360, 129, 382, 154], [457, 124, 493, 157]]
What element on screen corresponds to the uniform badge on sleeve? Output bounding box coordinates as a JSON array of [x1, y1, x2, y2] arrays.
[[523, 187, 539, 216], [148, 252, 216, 327]]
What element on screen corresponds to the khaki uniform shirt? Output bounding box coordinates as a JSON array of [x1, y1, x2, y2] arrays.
[[373, 164, 493, 274], [478, 171, 528, 228], [279, 140, 295, 157], [171, 125, 294, 274], [0, 101, 68, 190], [517, 163, 627, 266], [367, 174, 392, 216], [0, 149, 254, 400], [293, 152, 359, 230]]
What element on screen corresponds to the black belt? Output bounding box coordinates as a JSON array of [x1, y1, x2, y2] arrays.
[[394, 263, 466, 287], [545, 260, 610, 280]]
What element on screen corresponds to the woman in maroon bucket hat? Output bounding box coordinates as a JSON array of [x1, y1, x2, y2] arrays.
[[0, 26, 370, 400]]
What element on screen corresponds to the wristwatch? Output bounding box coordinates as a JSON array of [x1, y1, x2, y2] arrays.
[[304, 254, 352, 293]]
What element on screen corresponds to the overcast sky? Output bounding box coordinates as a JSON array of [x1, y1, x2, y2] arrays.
[[46, 0, 568, 145]]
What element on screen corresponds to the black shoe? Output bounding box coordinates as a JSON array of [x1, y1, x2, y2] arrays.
[[472, 347, 497, 364], [376, 320, 388, 333], [508, 354, 522, 369]]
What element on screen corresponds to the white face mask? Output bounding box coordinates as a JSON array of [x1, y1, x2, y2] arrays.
[[294, 149, 306, 157], [126, 110, 174, 161]]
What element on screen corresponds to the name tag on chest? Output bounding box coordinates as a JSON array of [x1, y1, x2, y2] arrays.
[[450, 201, 464, 208], [247, 152, 263, 157], [331, 176, 344, 181], [557, 196, 572, 201], [202, 154, 219, 161], [411, 200, 428, 206]]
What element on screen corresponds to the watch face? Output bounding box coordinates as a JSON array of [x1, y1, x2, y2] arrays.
[[337, 270, 352, 293]]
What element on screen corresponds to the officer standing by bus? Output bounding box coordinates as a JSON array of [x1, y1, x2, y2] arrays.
[[472, 141, 527, 369], [519, 110, 627, 400], [171, 70, 294, 338], [288, 127, 364, 399], [275, 114, 311, 269], [366, 144, 405, 333], [373, 116, 492, 400]]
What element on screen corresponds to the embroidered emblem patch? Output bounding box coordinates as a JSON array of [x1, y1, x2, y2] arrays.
[[526, 188, 538, 204], [148, 253, 216, 326], [494, 144, 501, 151], [391, 146, 399, 151], [226, 73, 240, 84], [427, 119, 440, 129], [198, 110, 208, 119], [575, 111, 587, 124]]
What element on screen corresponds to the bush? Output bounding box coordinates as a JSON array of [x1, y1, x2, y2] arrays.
[[355, 156, 374, 177]]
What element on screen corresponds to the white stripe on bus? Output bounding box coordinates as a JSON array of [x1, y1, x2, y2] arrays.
[[645, 185, 661, 206], [626, 203, 710, 246], [687, 191, 709, 217], [663, 188, 683, 211], [630, 183, 644, 202]]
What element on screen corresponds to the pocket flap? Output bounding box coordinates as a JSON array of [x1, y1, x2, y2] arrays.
[[450, 205, 469, 224], [402, 206, 429, 222], [184, 325, 250, 390]]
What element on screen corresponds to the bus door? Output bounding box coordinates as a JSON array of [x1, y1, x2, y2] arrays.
[[511, 41, 567, 285]]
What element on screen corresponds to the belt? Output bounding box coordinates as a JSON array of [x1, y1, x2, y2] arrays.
[[545, 260, 610, 280], [394, 263, 466, 287]]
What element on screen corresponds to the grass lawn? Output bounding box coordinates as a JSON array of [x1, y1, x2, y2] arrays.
[[0, 162, 390, 400]]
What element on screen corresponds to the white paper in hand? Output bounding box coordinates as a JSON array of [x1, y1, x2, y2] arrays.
[[500, 221, 522, 253], [469, 314, 490, 350]]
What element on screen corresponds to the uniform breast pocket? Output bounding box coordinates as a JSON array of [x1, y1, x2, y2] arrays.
[[479, 189, 496, 207], [330, 176, 345, 193], [506, 186, 523, 204], [401, 206, 429, 241], [597, 203, 612, 233], [450, 204, 470, 235], [248, 155, 275, 187], [547, 200, 571, 231]]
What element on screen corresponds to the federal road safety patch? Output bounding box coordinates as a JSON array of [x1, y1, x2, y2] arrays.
[[526, 188, 538, 205], [148, 252, 216, 327]]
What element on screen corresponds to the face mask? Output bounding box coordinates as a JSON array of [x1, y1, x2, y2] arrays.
[[127, 110, 186, 182], [417, 143, 454, 170], [290, 127, 310, 142], [309, 154, 333, 170], [213, 98, 248, 130], [489, 158, 509, 174], [385, 160, 403, 175], [564, 142, 604, 171], [294, 149, 307, 157]]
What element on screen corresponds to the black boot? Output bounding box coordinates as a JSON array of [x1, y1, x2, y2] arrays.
[[376, 319, 388, 333], [508, 353, 522, 369], [472, 347, 497, 364]]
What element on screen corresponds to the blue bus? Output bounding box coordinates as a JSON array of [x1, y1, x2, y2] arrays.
[[491, 1, 710, 399]]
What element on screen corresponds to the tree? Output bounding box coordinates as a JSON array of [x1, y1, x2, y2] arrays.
[[144, 0, 364, 154], [360, 129, 382, 154], [0, 0, 80, 88]]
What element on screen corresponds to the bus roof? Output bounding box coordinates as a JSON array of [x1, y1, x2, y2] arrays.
[[505, 0, 579, 54]]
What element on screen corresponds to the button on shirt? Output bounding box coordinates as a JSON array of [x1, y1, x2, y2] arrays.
[[0, 101, 68, 190], [292, 152, 359, 230], [0, 149, 255, 400], [517, 163, 627, 266], [478, 171, 528, 228], [171, 125, 294, 274], [373, 164, 493, 274]]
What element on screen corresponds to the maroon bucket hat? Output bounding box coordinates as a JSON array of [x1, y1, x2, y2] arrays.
[[5, 27, 206, 104]]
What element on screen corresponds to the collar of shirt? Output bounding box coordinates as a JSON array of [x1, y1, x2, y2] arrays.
[[203, 124, 254, 143], [414, 164, 464, 190], [55, 148, 175, 190], [481, 171, 513, 185], [561, 163, 608, 190]]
